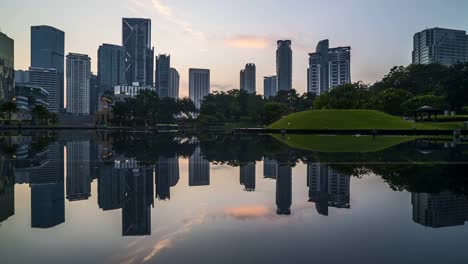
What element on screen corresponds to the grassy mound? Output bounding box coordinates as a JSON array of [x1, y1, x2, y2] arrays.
[[273, 135, 418, 153], [268, 110, 432, 130]]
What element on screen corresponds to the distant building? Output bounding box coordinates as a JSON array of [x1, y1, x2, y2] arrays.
[[29, 67, 60, 113], [240, 63, 256, 94], [276, 40, 292, 91], [31, 25, 65, 112], [240, 162, 256, 192], [308, 40, 351, 95], [97, 44, 126, 95], [413, 27, 468, 66], [169, 68, 180, 99], [263, 76, 277, 99], [66, 53, 91, 115], [189, 147, 210, 186], [0, 32, 15, 102], [155, 54, 170, 98], [90, 73, 98, 115], [122, 18, 154, 86], [412, 192, 468, 228], [66, 141, 91, 201], [189, 68, 210, 109]]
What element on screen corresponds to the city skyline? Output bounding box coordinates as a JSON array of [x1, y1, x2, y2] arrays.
[[3, 0, 468, 97]]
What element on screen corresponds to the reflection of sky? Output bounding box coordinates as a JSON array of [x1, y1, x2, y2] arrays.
[[2, 160, 468, 263], [3, 0, 468, 96]]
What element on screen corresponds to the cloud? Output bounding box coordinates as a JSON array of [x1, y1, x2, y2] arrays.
[[224, 206, 273, 220], [225, 35, 273, 49], [211, 83, 235, 92]]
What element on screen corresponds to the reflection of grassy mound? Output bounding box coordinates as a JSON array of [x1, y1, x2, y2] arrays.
[[269, 110, 431, 130], [273, 134, 418, 153]]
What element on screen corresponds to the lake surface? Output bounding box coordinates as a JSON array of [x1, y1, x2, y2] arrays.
[[0, 131, 468, 264]]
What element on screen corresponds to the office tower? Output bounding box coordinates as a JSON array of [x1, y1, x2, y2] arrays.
[[0, 159, 15, 223], [0, 32, 14, 102], [31, 26, 65, 112], [29, 67, 59, 112], [240, 63, 256, 94], [90, 73, 98, 115], [15, 70, 29, 83], [155, 54, 170, 97], [97, 44, 126, 95], [66, 53, 91, 115], [189, 147, 210, 186], [189, 68, 210, 109], [122, 167, 154, 236], [98, 164, 125, 211], [276, 40, 292, 91], [169, 68, 180, 99], [307, 163, 351, 216], [240, 162, 256, 192], [412, 192, 468, 228], [66, 140, 91, 201], [413, 28, 468, 65], [122, 18, 154, 86], [155, 156, 179, 200], [263, 157, 278, 179], [263, 76, 277, 99], [308, 40, 351, 95], [276, 164, 292, 215]]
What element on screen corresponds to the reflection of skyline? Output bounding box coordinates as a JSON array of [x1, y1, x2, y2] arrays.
[[0, 158, 15, 223], [240, 162, 256, 192], [189, 147, 210, 187], [276, 165, 292, 215], [66, 141, 91, 201], [263, 157, 278, 179], [307, 163, 350, 216], [412, 192, 468, 228], [98, 162, 125, 211], [156, 156, 179, 200]]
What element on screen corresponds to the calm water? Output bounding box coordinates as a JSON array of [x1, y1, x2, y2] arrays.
[[0, 131, 468, 264]]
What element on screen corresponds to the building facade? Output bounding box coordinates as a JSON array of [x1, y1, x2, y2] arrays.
[[169, 68, 180, 99], [0, 32, 14, 102], [308, 40, 351, 95], [240, 63, 256, 94], [189, 147, 210, 186], [276, 40, 292, 91], [15, 83, 49, 120], [263, 76, 277, 99], [97, 44, 126, 95], [155, 54, 170, 98], [413, 27, 468, 65], [29, 67, 60, 112], [122, 18, 154, 86], [66, 53, 91, 115], [114, 84, 156, 99], [31, 26, 65, 112], [189, 68, 210, 109]]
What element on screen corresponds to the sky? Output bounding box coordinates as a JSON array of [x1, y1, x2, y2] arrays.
[[2, 0, 468, 97]]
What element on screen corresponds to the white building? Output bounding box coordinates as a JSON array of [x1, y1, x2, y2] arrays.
[[189, 68, 210, 109], [169, 68, 180, 99], [114, 83, 156, 98], [66, 53, 91, 115]]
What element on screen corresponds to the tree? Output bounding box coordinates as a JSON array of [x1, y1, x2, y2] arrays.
[[370, 88, 414, 116], [313, 83, 373, 110], [263, 102, 288, 124], [1, 101, 18, 120], [177, 98, 197, 119], [31, 105, 51, 125], [401, 94, 447, 113]]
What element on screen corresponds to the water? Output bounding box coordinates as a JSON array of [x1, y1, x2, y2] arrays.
[[0, 131, 467, 264]]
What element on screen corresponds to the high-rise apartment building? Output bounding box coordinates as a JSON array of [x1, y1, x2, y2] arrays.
[[169, 68, 180, 99], [308, 40, 351, 95], [276, 40, 292, 91], [263, 76, 277, 99], [0, 32, 14, 102], [155, 54, 170, 98], [189, 68, 210, 109], [97, 44, 126, 95], [122, 18, 154, 86], [240, 63, 256, 94], [413, 27, 468, 65], [66, 53, 91, 115]]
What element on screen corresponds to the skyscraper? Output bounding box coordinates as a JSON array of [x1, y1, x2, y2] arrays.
[[97, 44, 126, 95], [189, 68, 210, 109], [155, 54, 170, 98], [189, 147, 210, 186], [276, 40, 292, 91], [0, 32, 14, 102], [240, 63, 256, 94], [66, 53, 91, 115], [413, 27, 468, 66], [122, 18, 154, 86], [263, 76, 277, 99], [308, 40, 351, 95], [29, 67, 59, 111], [90, 73, 98, 115], [169, 68, 180, 99], [31, 26, 65, 112]]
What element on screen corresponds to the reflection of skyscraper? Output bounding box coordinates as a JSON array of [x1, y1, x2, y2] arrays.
[[263, 157, 278, 179], [122, 167, 154, 236], [0, 32, 15, 102], [98, 163, 125, 211], [307, 163, 350, 216], [240, 163, 256, 192], [66, 141, 91, 201], [189, 147, 210, 186], [155, 156, 179, 200], [0, 159, 15, 223], [412, 192, 468, 228], [276, 165, 292, 215]]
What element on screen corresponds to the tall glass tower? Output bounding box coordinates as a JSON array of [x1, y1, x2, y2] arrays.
[[276, 40, 292, 91]]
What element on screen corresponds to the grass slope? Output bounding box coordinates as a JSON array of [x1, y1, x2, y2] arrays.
[[268, 110, 432, 130], [273, 134, 418, 153]]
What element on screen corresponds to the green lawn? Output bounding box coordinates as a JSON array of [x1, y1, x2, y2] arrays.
[[268, 110, 445, 130], [273, 134, 418, 153]]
